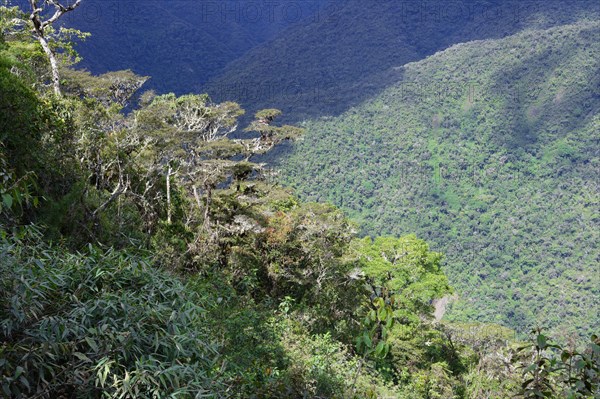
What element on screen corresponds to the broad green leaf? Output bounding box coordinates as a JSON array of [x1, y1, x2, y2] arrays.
[[369, 310, 376, 321], [537, 334, 548, 349], [74, 352, 91, 362], [85, 336, 99, 352], [363, 333, 372, 348], [386, 316, 394, 329], [375, 341, 386, 357], [19, 376, 29, 391], [2, 193, 12, 209], [382, 343, 390, 358], [377, 306, 387, 321]]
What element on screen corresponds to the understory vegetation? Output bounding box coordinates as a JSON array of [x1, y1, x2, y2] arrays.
[[0, 3, 598, 398]]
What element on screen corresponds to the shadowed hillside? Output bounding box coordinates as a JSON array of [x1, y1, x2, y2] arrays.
[[205, 0, 600, 122], [57, 0, 328, 93]]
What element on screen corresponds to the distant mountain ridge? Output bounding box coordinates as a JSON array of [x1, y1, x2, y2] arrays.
[[48, 0, 328, 93], [205, 0, 600, 121]]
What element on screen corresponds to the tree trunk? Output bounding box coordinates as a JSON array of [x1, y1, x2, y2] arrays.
[[203, 185, 212, 227], [192, 185, 202, 209], [35, 33, 61, 96]]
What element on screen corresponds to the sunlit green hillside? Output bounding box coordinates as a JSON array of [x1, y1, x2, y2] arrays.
[[280, 20, 600, 339]]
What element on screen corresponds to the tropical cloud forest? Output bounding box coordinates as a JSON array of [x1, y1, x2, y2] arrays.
[[0, 0, 598, 398]]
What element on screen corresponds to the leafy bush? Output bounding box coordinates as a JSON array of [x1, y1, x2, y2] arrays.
[[0, 227, 224, 398], [514, 329, 600, 398]]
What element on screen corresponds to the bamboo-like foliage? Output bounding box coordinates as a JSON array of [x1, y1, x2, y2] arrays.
[[0, 227, 224, 398]]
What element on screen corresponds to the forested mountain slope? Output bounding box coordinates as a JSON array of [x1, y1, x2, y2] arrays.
[[2, 2, 599, 397], [279, 20, 600, 339], [205, 0, 600, 121]]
